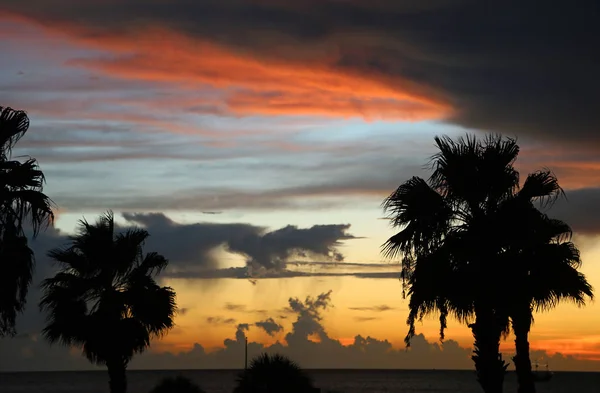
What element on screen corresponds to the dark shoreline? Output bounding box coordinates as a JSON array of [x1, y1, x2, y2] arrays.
[[2, 369, 598, 374]]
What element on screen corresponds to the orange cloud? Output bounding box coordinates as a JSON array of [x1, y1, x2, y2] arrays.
[[6, 15, 452, 121], [518, 145, 600, 190]]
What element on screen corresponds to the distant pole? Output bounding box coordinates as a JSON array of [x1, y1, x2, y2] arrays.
[[244, 336, 248, 370]]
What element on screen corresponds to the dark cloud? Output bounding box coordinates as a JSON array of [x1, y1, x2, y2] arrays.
[[544, 188, 600, 235], [285, 291, 333, 348], [254, 318, 283, 336], [206, 317, 237, 326], [2, 0, 598, 144], [225, 323, 250, 347], [123, 212, 356, 272], [224, 303, 247, 312], [349, 305, 395, 312]]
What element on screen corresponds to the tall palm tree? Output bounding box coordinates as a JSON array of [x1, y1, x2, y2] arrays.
[[40, 211, 176, 393], [0, 106, 54, 336], [498, 186, 593, 393], [382, 134, 576, 393]]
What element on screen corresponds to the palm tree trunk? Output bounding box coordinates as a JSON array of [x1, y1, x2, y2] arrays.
[[512, 305, 536, 393], [470, 307, 507, 393], [106, 358, 127, 393]]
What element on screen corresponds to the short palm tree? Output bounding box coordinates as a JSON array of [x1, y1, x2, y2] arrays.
[[382, 134, 581, 393], [40, 211, 176, 393], [233, 353, 316, 393], [0, 106, 54, 336]]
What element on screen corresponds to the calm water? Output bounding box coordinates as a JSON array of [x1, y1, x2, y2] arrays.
[[1, 369, 598, 393]]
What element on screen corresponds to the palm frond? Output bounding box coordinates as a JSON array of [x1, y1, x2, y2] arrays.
[[429, 134, 481, 200], [135, 252, 169, 276], [382, 176, 451, 259], [113, 228, 149, 275], [0, 158, 55, 236], [520, 170, 564, 208], [0, 107, 29, 157]]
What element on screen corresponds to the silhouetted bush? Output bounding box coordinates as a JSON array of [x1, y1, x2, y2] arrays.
[[233, 353, 316, 393], [149, 376, 205, 393]]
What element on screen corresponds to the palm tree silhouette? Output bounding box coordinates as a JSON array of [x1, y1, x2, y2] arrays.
[[0, 106, 54, 336], [382, 134, 588, 393], [233, 353, 316, 393], [499, 190, 593, 393], [39, 211, 176, 393]]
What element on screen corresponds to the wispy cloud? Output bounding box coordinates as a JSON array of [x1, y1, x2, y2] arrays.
[[354, 316, 380, 322], [349, 305, 396, 312], [206, 316, 237, 326]]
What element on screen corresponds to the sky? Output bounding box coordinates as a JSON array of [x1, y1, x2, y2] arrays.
[[1, 0, 600, 372]]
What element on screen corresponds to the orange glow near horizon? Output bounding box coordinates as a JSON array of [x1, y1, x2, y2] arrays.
[[151, 259, 600, 364]]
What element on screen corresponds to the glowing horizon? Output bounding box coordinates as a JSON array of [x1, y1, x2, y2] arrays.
[[1, 1, 600, 372]]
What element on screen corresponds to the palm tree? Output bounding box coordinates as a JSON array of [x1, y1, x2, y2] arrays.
[[233, 353, 316, 393], [382, 134, 578, 393], [0, 106, 54, 336], [39, 211, 176, 393], [498, 188, 593, 393]]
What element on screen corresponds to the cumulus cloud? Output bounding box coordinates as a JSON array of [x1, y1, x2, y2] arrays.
[[2, 291, 599, 374], [254, 318, 283, 337]]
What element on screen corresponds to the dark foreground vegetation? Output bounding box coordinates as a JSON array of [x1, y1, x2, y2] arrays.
[[382, 135, 593, 393]]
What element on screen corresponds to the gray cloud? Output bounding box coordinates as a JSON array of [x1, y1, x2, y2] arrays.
[[223, 303, 268, 315], [41, 153, 427, 213], [285, 291, 333, 348], [162, 267, 401, 280], [543, 188, 600, 236], [354, 316, 379, 322], [122, 212, 356, 272], [349, 305, 396, 312], [225, 323, 250, 348], [2, 0, 598, 145], [224, 303, 246, 312], [206, 317, 237, 326], [254, 318, 283, 337]]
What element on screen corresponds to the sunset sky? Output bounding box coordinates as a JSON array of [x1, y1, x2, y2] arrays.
[[1, 0, 600, 372]]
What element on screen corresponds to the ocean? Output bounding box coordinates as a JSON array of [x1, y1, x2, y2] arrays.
[[1, 369, 598, 393]]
